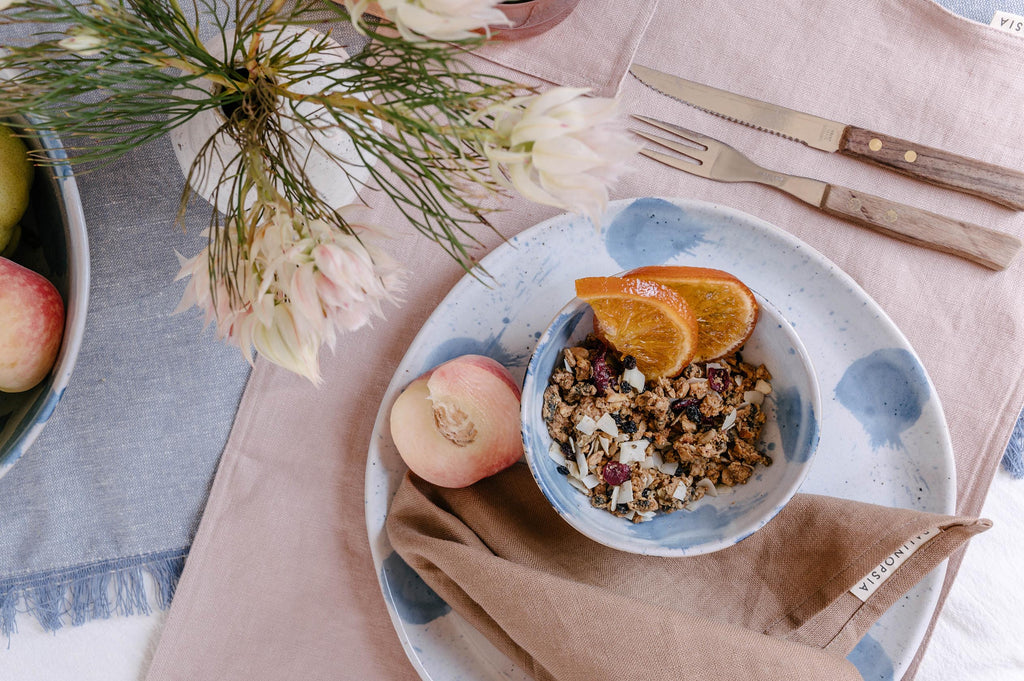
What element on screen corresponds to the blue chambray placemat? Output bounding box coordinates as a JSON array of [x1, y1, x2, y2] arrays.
[[0, 15, 367, 634], [0, 1, 1020, 638]]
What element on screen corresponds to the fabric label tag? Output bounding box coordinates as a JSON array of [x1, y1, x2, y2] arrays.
[[991, 11, 1024, 35], [850, 527, 942, 603]]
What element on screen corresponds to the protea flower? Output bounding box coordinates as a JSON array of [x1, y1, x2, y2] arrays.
[[175, 202, 404, 383], [480, 87, 639, 225]]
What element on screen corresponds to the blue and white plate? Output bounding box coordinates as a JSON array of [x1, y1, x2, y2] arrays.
[[365, 197, 955, 681]]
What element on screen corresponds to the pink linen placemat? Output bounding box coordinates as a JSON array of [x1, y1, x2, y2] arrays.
[[145, 1, 1024, 679]]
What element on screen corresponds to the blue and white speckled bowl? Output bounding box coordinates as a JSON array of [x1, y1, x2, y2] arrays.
[[521, 289, 821, 556], [0, 115, 89, 480]]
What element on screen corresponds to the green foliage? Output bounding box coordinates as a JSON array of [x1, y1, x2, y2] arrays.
[[0, 0, 527, 287]]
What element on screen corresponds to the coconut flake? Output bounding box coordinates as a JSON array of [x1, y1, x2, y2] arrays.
[[644, 450, 664, 471], [721, 408, 737, 431], [566, 460, 580, 479], [618, 439, 649, 463], [638, 510, 656, 519], [598, 436, 611, 455], [609, 484, 620, 507], [743, 390, 764, 406], [660, 461, 680, 476], [616, 482, 634, 504], [567, 476, 589, 494], [576, 449, 589, 478], [705, 362, 723, 370], [696, 478, 718, 497], [581, 474, 601, 489], [672, 484, 689, 501], [564, 356, 572, 372], [575, 415, 597, 435], [595, 413, 619, 437], [754, 379, 772, 395], [734, 376, 743, 388], [622, 366, 645, 392], [687, 377, 708, 385], [547, 443, 567, 465], [625, 510, 637, 521]]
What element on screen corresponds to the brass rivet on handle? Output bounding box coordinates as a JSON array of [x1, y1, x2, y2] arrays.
[[869, 138, 883, 151], [904, 150, 918, 163], [885, 209, 899, 223]]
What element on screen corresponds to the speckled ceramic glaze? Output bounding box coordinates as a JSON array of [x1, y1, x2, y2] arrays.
[[520, 291, 821, 557], [366, 197, 955, 681], [0, 116, 89, 480]]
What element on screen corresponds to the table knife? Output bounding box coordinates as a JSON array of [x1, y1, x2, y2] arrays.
[[630, 63, 1024, 211]]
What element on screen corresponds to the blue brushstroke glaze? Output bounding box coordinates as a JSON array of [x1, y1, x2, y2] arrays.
[[604, 198, 709, 270], [776, 386, 817, 463], [381, 551, 450, 625], [835, 348, 929, 449], [847, 633, 895, 681], [422, 330, 528, 373], [1001, 408, 1024, 479]]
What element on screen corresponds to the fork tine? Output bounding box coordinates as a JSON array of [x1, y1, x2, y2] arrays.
[[631, 129, 706, 165], [631, 114, 716, 148]]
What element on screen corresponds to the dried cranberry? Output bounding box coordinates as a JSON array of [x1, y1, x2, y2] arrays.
[[591, 350, 614, 395], [670, 397, 699, 413], [707, 366, 732, 392], [602, 461, 631, 486], [670, 397, 703, 425]]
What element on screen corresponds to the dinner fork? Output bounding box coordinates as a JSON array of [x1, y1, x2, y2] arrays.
[[632, 114, 1021, 271]]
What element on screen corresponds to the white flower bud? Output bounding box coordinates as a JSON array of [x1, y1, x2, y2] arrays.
[[58, 30, 105, 56]]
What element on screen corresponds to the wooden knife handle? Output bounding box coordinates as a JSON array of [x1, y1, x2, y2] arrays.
[[840, 126, 1024, 211], [821, 185, 1021, 271]]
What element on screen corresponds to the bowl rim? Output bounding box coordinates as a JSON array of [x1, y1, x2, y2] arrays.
[[520, 288, 822, 556], [0, 113, 90, 478]]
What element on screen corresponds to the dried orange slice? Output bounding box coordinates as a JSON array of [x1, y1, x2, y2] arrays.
[[575, 276, 698, 379], [623, 265, 759, 362]]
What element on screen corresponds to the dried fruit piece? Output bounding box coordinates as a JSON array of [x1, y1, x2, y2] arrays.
[[623, 265, 759, 362], [602, 461, 631, 486], [575, 276, 698, 380]]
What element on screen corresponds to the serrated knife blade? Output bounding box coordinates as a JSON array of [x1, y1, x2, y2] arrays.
[[630, 64, 846, 152], [629, 63, 1024, 211]]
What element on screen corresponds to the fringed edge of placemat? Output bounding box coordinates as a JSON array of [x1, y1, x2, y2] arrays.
[[0, 546, 187, 639]]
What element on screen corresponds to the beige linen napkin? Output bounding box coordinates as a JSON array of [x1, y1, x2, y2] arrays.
[[387, 466, 989, 681], [145, 1, 1024, 680]]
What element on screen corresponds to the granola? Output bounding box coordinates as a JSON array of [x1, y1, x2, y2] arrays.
[[542, 335, 773, 523]]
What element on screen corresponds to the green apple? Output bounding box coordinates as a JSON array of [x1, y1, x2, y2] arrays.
[[0, 124, 34, 253]]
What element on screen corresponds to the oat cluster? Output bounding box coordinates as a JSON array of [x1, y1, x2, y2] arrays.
[[542, 335, 774, 523]]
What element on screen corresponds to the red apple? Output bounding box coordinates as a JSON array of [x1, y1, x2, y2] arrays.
[[390, 354, 523, 488], [0, 257, 65, 393]]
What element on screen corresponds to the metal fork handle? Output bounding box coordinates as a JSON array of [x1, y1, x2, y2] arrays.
[[821, 185, 1021, 271]]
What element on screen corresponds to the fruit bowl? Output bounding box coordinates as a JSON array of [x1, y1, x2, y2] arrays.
[[0, 115, 89, 480], [520, 288, 821, 556]]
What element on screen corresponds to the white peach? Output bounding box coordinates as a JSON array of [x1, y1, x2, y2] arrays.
[[390, 354, 523, 488], [0, 257, 65, 393]]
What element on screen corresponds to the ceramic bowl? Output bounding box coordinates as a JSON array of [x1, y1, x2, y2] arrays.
[[0, 115, 89, 480], [520, 289, 821, 556]]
